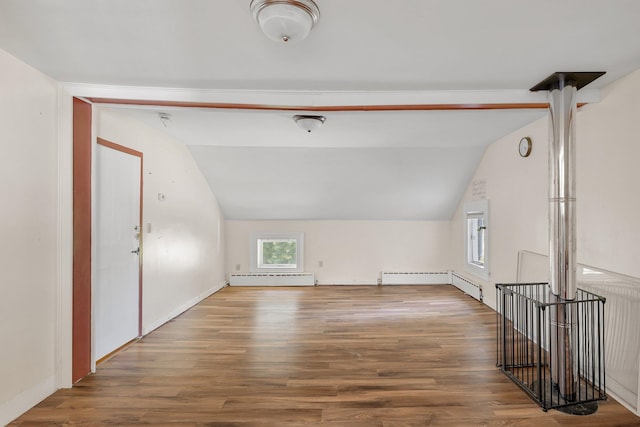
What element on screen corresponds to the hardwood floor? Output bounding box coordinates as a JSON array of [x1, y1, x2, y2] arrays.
[[11, 285, 640, 426]]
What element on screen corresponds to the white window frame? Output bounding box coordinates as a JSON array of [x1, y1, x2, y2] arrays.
[[250, 232, 304, 273], [464, 200, 490, 280]]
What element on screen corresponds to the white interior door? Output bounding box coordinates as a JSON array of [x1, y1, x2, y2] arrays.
[[95, 143, 141, 361]]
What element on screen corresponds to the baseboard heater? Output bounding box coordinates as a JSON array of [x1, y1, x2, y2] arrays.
[[380, 272, 449, 285], [229, 273, 315, 286], [380, 271, 482, 301], [450, 272, 482, 301]]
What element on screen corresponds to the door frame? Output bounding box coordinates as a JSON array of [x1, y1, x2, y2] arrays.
[[71, 98, 92, 383], [70, 97, 144, 382]]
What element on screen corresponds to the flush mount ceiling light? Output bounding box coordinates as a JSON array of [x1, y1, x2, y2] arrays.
[[293, 115, 325, 132], [250, 0, 320, 43]]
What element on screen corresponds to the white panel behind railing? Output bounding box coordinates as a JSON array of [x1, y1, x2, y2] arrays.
[[229, 273, 315, 286], [517, 250, 640, 416]]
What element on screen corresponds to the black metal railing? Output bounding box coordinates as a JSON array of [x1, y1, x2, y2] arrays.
[[496, 283, 606, 412]]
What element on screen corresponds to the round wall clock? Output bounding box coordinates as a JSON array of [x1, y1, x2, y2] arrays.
[[519, 137, 532, 157]]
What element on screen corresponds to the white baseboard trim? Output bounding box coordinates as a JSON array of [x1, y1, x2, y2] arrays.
[[0, 375, 56, 426], [142, 281, 226, 336], [483, 295, 497, 311], [606, 388, 640, 417]]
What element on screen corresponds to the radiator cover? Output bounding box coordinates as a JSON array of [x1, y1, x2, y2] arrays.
[[229, 273, 315, 286], [380, 271, 449, 285]]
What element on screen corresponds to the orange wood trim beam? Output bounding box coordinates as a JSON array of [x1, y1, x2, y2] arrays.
[[72, 97, 92, 383], [96, 138, 144, 337], [87, 97, 552, 111], [97, 137, 143, 157]]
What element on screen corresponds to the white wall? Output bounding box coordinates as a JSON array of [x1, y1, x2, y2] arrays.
[[226, 220, 452, 284], [0, 49, 227, 422], [451, 69, 640, 309], [97, 108, 226, 333], [578, 73, 640, 276], [0, 49, 59, 424]]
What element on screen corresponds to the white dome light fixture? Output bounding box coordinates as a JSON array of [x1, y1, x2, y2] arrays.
[[293, 115, 326, 132], [250, 0, 320, 43]]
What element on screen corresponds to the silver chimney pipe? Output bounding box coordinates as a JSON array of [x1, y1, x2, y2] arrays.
[[549, 80, 578, 401], [531, 71, 605, 402], [548, 82, 577, 300]]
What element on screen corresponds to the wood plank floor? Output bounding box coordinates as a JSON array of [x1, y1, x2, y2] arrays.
[[11, 285, 640, 426]]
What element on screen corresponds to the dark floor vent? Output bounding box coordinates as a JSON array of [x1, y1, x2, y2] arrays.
[[496, 283, 606, 413]]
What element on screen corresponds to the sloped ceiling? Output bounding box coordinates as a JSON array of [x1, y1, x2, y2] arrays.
[[123, 107, 547, 220], [1, 0, 640, 220]]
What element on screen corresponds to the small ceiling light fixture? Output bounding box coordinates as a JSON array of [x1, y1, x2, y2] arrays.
[[158, 112, 171, 127], [250, 0, 320, 43], [293, 114, 325, 132]]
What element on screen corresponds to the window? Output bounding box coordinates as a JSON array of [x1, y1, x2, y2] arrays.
[[464, 200, 489, 280], [467, 215, 486, 267], [251, 232, 304, 272]]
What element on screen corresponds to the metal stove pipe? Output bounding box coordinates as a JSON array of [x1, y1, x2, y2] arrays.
[[531, 71, 605, 402], [549, 81, 578, 401], [548, 81, 577, 300]]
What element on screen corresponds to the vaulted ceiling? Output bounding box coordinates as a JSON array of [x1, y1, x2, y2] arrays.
[[2, 0, 640, 220]]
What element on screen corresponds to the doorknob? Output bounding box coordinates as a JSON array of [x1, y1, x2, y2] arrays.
[[131, 248, 140, 255]]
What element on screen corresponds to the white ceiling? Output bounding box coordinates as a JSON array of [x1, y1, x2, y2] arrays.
[[2, 0, 640, 220]]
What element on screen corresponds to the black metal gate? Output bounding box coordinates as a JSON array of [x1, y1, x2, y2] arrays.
[[496, 283, 606, 412]]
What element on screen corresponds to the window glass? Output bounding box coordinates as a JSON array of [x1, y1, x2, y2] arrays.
[[251, 232, 304, 272], [464, 200, 489, 280], [258, 238, 297, 269], [467, 216, 486, 267]]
